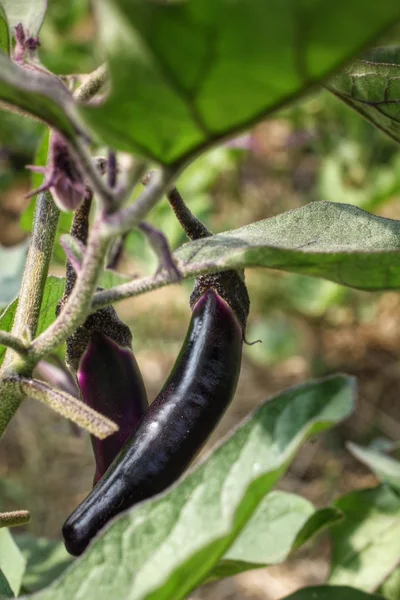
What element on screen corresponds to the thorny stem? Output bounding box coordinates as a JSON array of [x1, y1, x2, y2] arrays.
[[0, 510, 30, 529], [73, 63, 108, 103]]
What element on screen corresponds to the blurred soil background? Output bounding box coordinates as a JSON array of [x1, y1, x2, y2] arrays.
[[1, 2, 400, 598]]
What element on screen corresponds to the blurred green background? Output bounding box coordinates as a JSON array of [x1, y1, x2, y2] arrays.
[[1, 2, 400, 598]]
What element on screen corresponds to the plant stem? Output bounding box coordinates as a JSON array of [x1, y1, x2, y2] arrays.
[[104, 169, 172, 235], [167, 187, 212, 240], [0, 191, 59, 436], [2, 191, 59, 373], [0, 332, 28, 356], [30, 168, 173, 361], [0, 510, 30, 529], [30, 216, 109, 361], [91, 261, 228, 310], [7, 375, 118, 439], [73, 63, 108, 103]]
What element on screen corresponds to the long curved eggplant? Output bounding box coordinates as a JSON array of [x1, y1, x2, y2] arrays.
[[63, 288, 243, 556]]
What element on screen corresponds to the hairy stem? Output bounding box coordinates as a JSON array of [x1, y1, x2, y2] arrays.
[[91, 261, 229, 310], [0, 510, 30, 529], [6, 376, 118, 439], [0, 332, 28, 356], [73, 63, 108, 103], [167, 187, 211, 240], [0, 191, 59, 436], [31, 168, 173, 361], [30, 216, 109, 361], [104, 169, 172, 235], [5, 192, 59, 354]]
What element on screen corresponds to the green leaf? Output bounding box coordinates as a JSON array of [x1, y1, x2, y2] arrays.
[[0, 52, 79, 141], [81, 0, 400, 164], [174, 201, 400, 291], [378, 567, 400, 600], [24, 374, 354, 600], [327, 47, 400, 145], [329, 485, 400, 592], [0, 239, 29, 309], [0, 275, 65, 367], [0, 572, 13, 598], [14, 534, 73, 593], [281, 586, 384, 600], [348, 443, 400, 491], [1, 0, 47, 36], [292, 507, 343, 550], [209, 493, 342, 580], [0, 4, 10, 55], [0, 529, 26, 597]]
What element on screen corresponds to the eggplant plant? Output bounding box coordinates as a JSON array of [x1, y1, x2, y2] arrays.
[[2, 1, 400, 600]]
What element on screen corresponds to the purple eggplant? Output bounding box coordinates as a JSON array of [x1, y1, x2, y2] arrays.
[[62, 286, 246, 556], [77, 331, 148, 483]]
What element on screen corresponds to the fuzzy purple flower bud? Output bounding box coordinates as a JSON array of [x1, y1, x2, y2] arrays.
[[77, 331, 148, 484], [26, 131, 86, 212]]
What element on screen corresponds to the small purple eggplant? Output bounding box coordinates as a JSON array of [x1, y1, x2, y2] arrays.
[[77, 331, 148, 484], [63, 283, 248, 556]]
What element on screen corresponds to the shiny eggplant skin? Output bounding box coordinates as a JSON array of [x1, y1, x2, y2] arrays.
[[77, 331, 148, 483], [63, 289, 243, 556]]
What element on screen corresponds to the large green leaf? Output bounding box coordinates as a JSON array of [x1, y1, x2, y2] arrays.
[[0, 275, 65, 367], [348, 443, 400, 491], [14, 534, 73, 593], [327, 47, 400, 145], [174, 201, 400, 291], [0, 529, 26, 597], [282, 587, 384, 600], [81, 0, 400, 164], [1, 0, 47, 36], [22, 374, 354, 600], [329, 485, 400, 592], [209, 493, 341, 580]]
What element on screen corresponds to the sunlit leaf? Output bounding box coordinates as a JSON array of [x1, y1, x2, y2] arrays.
[[174, 201, 400, 291], [348, 443, 400, 491], [0, 529, 26, 597], [81, 0, 400, 164], [329, 485, 400, 592], [21, 375, 354, 600]]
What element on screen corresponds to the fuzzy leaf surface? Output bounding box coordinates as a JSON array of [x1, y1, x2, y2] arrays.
[[175, 201, 400, 291], [81, 0, 400, 164]]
